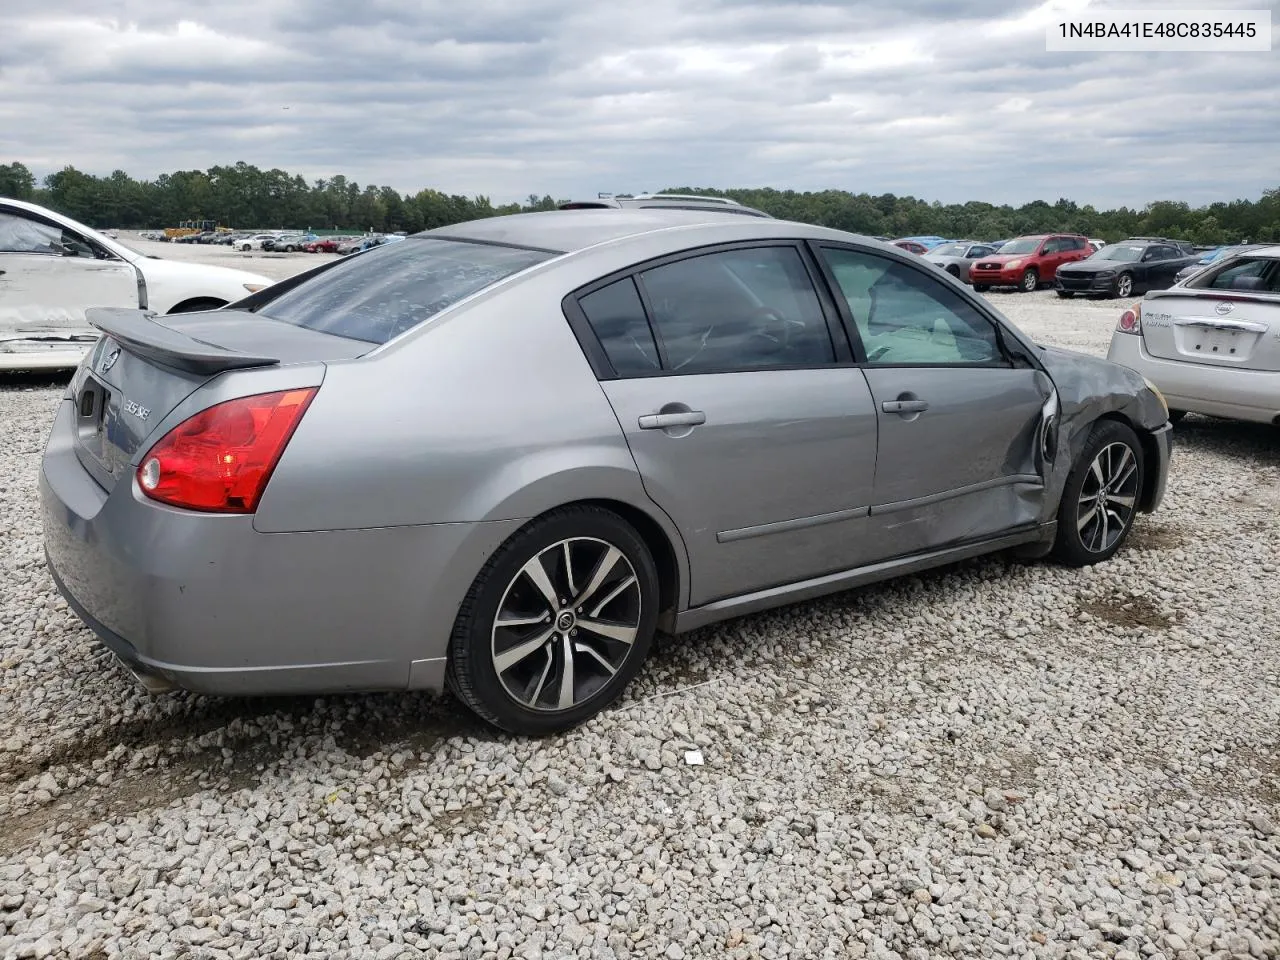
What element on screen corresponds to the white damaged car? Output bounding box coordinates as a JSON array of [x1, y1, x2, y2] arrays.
[[1, 198, 273, 371]]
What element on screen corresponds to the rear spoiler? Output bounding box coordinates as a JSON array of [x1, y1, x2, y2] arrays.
[[87, 308, 280, 375]]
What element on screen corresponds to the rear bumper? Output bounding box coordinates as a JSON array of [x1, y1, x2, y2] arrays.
[[1108, 334, 1280, 425], [40, 399, 522, 696]]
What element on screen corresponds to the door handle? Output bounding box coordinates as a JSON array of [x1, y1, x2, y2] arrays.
[[638, 410, 706, 430], [881, 399, 929, 414]]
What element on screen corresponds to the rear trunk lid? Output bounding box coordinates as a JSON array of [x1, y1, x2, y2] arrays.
[[1140, 289, 1280, 372], [72, 307, 370, 491]]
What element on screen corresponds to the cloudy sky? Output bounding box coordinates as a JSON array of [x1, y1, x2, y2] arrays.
[[1, 0, 1276, 208]]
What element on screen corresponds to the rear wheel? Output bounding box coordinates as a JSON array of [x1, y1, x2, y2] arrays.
[[1113, 272, 1134, 298], [1168, 409, 1187, 423], [447, 506, 659, 734], [1051, 420, 1144, 567], [1019, 268, 1038, 293]]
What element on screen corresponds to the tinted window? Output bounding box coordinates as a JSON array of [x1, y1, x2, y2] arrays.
[[579, 278, 659, 376], [821, 247, 1004, 365], [1190, 257, 1280, 292], [638, 246, 835, 373], [259, 238, 554, 344]]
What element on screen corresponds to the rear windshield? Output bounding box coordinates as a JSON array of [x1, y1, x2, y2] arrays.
[[1186, 256, 1280, 293], [258, 237, 555, 344]]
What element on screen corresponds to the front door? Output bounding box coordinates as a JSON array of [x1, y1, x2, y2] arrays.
[[0, 208, 139, 336], [814, 244, 1053, 559], [571, 244, 880, 606]]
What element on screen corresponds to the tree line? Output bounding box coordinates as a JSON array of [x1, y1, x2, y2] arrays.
[[2, 160, 1277, 245]]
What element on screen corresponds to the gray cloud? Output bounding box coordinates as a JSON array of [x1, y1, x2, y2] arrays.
[[1, 0, 1277, 208]]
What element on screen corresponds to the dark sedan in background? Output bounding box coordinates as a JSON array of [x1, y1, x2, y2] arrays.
[[1055, 239, 1199, 299]]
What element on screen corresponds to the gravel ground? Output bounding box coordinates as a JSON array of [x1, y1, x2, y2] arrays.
[[1, 270, 1278, 960]]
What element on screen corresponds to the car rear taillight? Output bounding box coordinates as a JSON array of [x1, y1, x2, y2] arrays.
[[137, 388, 317, 513], [1116, 302, 1142, 335]]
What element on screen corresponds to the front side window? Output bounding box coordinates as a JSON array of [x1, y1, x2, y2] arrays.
[[0, 211, 65, 255], [637, 246, 835, 373], [821, 247, 1004, 366], [258, 237, 555, 344]]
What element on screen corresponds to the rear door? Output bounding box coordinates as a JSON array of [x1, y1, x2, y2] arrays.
[[1143, 244, 1188, 289], [0, 207, 139, 348], [814, 244, 1053, 559], [1140, 255, 1280, 371], [568, 243, 881, 606]]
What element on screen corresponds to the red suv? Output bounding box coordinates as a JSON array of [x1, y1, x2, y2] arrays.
[[969, 234, 1091, 293]]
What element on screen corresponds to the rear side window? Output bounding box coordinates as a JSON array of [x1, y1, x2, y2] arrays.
[[579, 278, 660, 376], [638, 246, 835, 373], [259, 238, 554, 344], [1190, 257, 1280, 292]]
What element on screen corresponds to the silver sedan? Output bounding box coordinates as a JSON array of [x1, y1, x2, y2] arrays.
[[924, 241, 1003, 283], [42, 211, 1172, 733], [1108, 245, 1280, 424]]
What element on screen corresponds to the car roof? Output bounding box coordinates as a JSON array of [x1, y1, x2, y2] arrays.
[[422, 208, 821, 254]]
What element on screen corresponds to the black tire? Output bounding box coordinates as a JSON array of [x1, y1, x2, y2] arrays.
[[447, 506, 660, 735], [1113, 272, 1134, 299], [1167, 409, 1187, 423], [1019, 268, 1038, 293], [973, 284, 990, 293], [946, 265, 961, 278], [1056, 290, 1074, 299], [1051, 420, 1145, 567]]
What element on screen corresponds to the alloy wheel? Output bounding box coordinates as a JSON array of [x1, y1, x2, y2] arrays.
[[490, 537, 642, 712], [1076, 441, 1139, 553], [1116, 274, 1133, 297], [1021, 269, 1038, 292]]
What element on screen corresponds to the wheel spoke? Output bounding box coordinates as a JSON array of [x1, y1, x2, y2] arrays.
[[1109, 461, 1137, 493], [1077, 504, 1098, 533], [1106, 492, 1136, 509], [575, 643, 618, 676], [493, 626, 555, 673], [525, 648, 554, 706], [574, 546, 622, 609], [588, 574, 637, 619], [578, 617, 637, 645], [520, 555, 561, 609], [556, 634, 575, 709], [1097, 506, 1110, 550], [1089, 456, 1105, 488], [562, 541, 577, 597], [495, 612, 549, 629]]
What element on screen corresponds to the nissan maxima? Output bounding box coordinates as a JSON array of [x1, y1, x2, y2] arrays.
[[41, 210, 1173, 734]]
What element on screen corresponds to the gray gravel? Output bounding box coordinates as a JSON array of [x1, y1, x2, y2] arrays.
[[2, 280, 1278, 960]]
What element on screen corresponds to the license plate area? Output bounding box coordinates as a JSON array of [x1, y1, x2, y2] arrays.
[[74, 375, 114, 464], [1175, 322, 1259, 362]]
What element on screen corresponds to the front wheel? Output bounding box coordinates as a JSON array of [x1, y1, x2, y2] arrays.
[[1051, 420, 1144, 567], [1019, 268, 1038, 293], [447, 506, 660, 734], [973, 284, 990, 293], [1056, 290, 1074, 299], [1113, 272, 1134, 298]]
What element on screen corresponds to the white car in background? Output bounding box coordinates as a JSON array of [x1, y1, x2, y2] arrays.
[[0, 198, 272, 371], [1107, 246, 1280, 425], [239, 233, 281, 251]]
